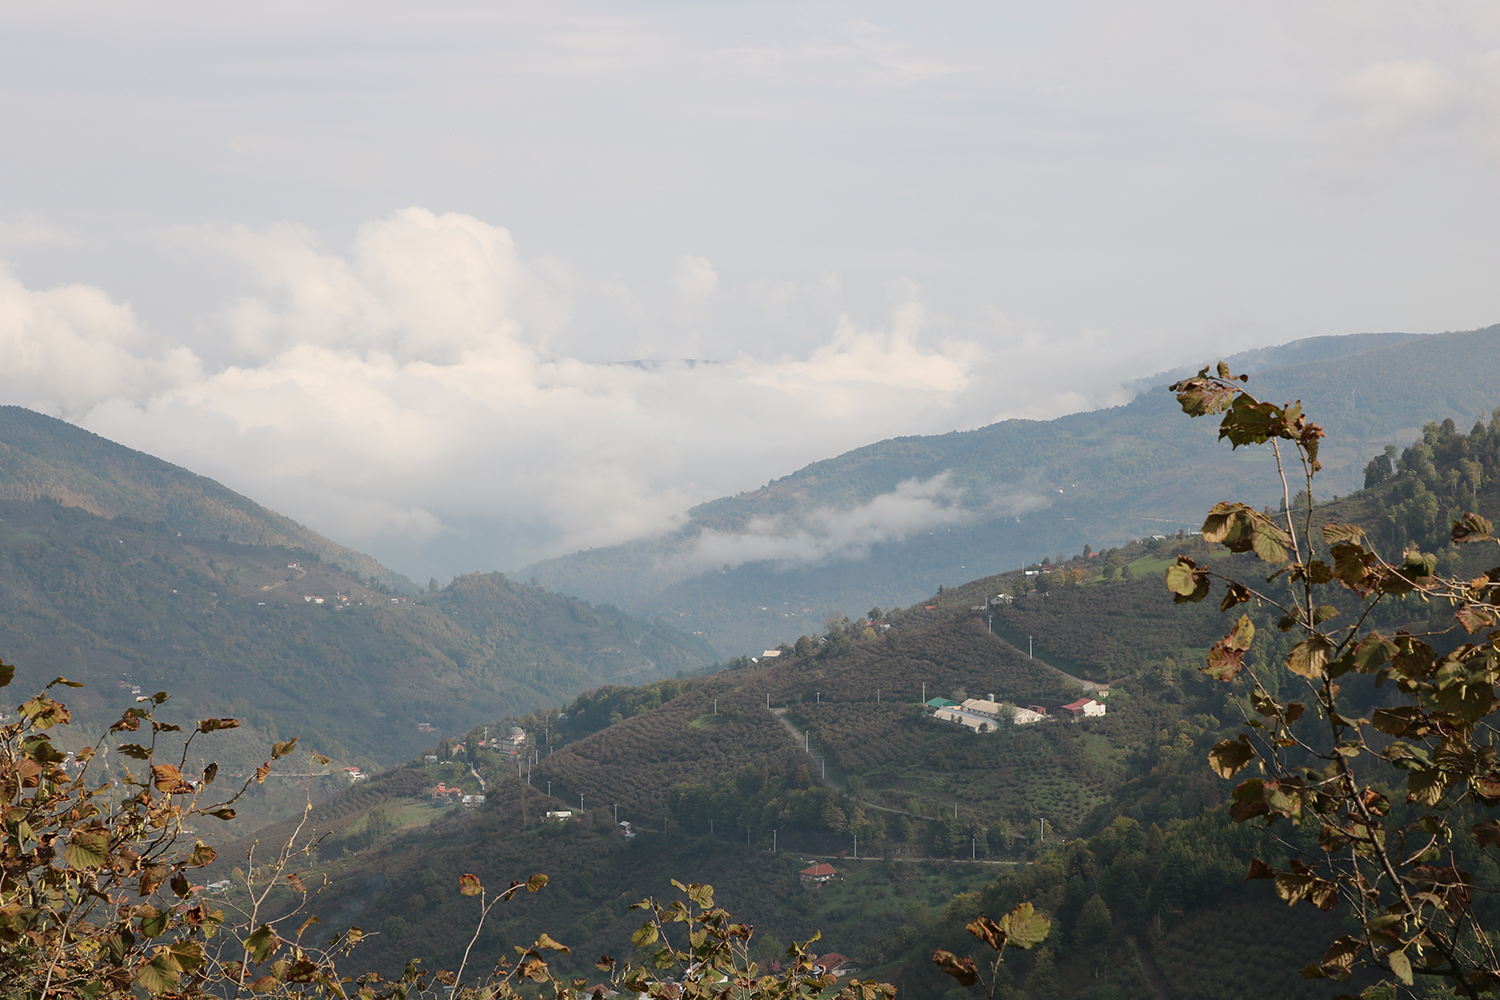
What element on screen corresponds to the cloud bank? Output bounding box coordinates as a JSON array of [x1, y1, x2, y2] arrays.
[[668, 472, 971, 577], [2, 208, 1035, 578]]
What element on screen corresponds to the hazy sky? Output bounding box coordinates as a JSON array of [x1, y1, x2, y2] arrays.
[[2, 1, 1499, 581]]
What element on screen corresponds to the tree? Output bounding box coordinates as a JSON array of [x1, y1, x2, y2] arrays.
[[1364, 444, 1397, 489], [0, 667, 362, 998], [1164, 364, 1500, 998], [0, 665, 900, 1000]]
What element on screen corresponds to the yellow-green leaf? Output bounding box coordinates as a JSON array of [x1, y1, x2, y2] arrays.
[[1209, 736, 1257, 779], [994, 901, 1050, 950], [65, 830, 109, 869], [1286, 637, 1332, 679]]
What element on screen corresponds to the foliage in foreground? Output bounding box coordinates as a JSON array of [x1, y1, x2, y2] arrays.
[[1165, 366, 1500, 998], [0, 662, 901, 999]]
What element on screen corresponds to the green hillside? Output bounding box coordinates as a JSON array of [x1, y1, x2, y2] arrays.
[[0, 405, 414, 593], [523, 324, 1500, 654], [179, 401, 1500, 998], [0, 497, 717, 773]]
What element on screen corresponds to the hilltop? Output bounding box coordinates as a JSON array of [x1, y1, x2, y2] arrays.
[[0, 405, 414, 593], [522, 324, 1500, 653]]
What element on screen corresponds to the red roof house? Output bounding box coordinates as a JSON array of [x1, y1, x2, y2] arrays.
[[799, 862, 836, 888], [1062, 698, 1106, 718]]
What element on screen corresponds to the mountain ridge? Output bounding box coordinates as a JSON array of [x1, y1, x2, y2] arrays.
[[0, 405, 416, 593], [521, 323, 1500, 653]]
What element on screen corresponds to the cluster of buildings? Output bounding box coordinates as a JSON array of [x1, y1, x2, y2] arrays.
[[925, 693, 1106, 733]]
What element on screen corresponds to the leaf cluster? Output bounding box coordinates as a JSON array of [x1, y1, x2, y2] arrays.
[[1165, 367, 1500, 998]]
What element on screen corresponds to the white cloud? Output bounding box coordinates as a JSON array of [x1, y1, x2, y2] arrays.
[[0, 264, 199, 414], [0, 209, 1011, 578], [666, 472, 972, 576]]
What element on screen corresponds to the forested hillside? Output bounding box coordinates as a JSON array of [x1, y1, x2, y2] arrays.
[[187, 396, 1500, 1000], [0, 498, 716, 771], [523, 324, 1500, 654]]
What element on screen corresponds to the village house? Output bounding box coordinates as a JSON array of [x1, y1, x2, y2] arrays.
[[933, 707, 994, 732], [546, 810, 574, 821], [958, 696, 1005, 718], [813, 954, 861, 978], [499, 725, 527, 754], [799, 862, 836, 888], [343, 767, 367, 783], [462, 793, 485, 810], [1062, 697, 1107, 718]]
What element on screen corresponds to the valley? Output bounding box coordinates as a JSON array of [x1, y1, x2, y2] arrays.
[[7, 334, 1500, 1000]]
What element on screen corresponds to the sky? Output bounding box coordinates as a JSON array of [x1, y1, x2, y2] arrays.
[[2, 1, 1499, 582]]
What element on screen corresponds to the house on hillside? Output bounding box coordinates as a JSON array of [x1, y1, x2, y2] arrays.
[[813, 954, 861, 977], [343, 767, 367, 783], [1062, 698, 1106, 718], [959, 697, 1004, 718], [933, 707, 992, 732], [924, 697, 957, 710], [1011, 706, 1047, 725], [799, 863, 836, 888], [499, 725, 526, 754], [462, 793, 485, 810]]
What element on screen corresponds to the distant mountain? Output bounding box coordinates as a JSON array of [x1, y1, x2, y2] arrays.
[[522, 324, 1500, 653], [0, 405, 414, 593], [0, 432, 719, 771]]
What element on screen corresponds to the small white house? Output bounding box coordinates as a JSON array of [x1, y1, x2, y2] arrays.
[[1062, 698, 1107, 718]]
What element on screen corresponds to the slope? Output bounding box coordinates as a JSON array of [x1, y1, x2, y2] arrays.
[[0, 497, 717, 772], [522, 323, 1500, 654], [0, 405, 413, 593]]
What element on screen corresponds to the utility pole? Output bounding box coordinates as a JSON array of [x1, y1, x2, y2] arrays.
[[1029, 636, 1033, 659], [853, 834, 857, 860], [713, 699, 717, 715], [922, 682, 926, 703], [766, 693, 770, 709], [546, 781, 551, 797], [877, 688, 880, 704], [954, 801, 958, 819], [816, 691, 820, 703], [772, 829, 777, 853], [614, 803, 618, 823], [972, 836, 976, 860], [580, 794, 584, 810], [804, 732, 809, 751], [820, 758, 825, 780]]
